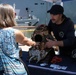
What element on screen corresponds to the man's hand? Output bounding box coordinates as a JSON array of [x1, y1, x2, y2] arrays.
[[45, 38, 64, 48], [45, 38, 55, 48]]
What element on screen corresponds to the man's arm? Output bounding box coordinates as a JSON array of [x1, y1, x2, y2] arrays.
[[63, 19, 75, 46], [45, 39, 63, 48]]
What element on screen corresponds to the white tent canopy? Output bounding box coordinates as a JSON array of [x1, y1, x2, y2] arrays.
[[43, 0, 62, 3], [43, 0, 63, 6]]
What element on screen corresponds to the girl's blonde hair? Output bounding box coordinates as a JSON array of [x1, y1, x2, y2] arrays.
[[0, 4, 17, 28]]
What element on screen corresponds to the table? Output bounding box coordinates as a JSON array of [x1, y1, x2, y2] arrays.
[[22, 51, 76, 75]]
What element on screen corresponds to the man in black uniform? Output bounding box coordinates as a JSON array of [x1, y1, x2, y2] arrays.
[[45, 5, 76, 57]]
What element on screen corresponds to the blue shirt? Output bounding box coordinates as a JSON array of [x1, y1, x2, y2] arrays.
[[0, 28, 27, 75]]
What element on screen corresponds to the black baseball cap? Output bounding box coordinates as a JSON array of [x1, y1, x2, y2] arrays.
[[47, 5, 64, 15]]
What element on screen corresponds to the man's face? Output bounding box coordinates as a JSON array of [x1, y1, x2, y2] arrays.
[[50, 14, 62, 24]]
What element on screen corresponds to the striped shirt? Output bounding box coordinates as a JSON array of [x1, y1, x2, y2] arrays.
[[0, 28, 27, 75]]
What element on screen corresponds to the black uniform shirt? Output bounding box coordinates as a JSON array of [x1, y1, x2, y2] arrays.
[[47, 15, 76, 55], [48, 15, 75, 47]]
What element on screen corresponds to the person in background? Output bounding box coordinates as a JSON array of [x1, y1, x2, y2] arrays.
[[0, 4, 36, 75], [45, 4, 76, 57]]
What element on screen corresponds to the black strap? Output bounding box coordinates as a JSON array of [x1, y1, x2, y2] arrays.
[[19, 58, 30, 75], [0, 70, 4, 75]]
